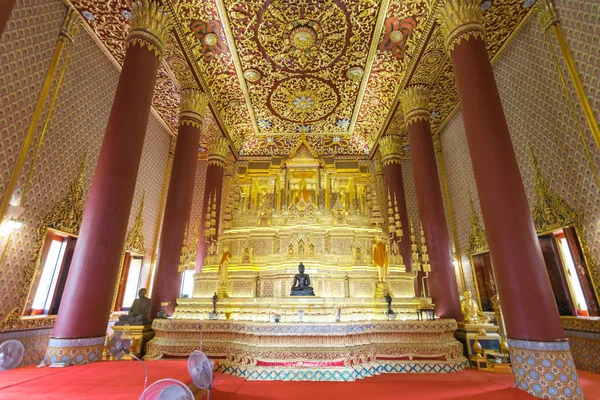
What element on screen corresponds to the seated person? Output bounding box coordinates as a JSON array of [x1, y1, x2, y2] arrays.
[[116, 288, 151, 325], [290, 263, 314, 296]]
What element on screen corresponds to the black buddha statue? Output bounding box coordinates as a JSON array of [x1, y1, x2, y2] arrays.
[[290, 263, 314, 296]]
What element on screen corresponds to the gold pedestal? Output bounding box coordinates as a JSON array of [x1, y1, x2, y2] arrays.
[[374, 281, 390, 298], [105, 324, 155, 360], [217, 282, 229, 299]]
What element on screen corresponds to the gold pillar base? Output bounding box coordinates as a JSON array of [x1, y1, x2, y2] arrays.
[[43, 336, 105, 366], [508, 338, 583, 399], [217, 283, 229, 299]]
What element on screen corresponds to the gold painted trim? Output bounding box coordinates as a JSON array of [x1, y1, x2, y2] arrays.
[[147, 138, 176, 291], [434, 134, 466, 292], [215, 0, 259, 135], [541, 28, 600, 189], [21, 43, 75, 207], [0, 32, 65, 225], [347, 0, 392, 137]]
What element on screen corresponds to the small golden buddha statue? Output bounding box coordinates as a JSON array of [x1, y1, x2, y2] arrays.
[[218, 247, 232, 285], [293, 179, 312, 205], [460, 290, 490, 324]]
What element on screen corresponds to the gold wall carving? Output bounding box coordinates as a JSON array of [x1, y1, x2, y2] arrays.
[[467, 193, 488, 256], [3, 158, 87, 330]]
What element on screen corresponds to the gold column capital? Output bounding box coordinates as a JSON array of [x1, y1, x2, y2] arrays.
[[437, 0, 486, 53], [59, 8, 81, 45], [535, 0, 559, 32], [127, 0, 172, 58], [378, 135, 405, 166], [208, 137, 230, 167], [400, 84, 430, 126], [179, 89, 208, 130]]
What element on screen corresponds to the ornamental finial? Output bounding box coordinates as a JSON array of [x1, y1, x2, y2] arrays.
[[127, 0, 172, 58], [400, 84, 430, 126], [437, 0, 485, 52], [179, 89, 208, 130]]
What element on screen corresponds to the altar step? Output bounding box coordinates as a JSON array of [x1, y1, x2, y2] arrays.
[[145, 319, 468, 381]]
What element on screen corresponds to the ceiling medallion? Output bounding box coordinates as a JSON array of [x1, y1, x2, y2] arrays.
[[379, 16, 417, 60], [244, 69, 261, 83], [257, 0, 349, 72], [269, 77, 339, 123], [347, 66, 364, 82], [204, 33, 218, 47], [422, 50, 443, 66], [190, 20, 227, 63]]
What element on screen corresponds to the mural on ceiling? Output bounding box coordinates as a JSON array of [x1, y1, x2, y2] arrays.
[[70, 0, 533, 157]]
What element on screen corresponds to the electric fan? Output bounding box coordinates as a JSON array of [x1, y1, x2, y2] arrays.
[[138, 378, 194, 400], [0, 340, 24, 371], [107, 331, 149, 390], [188, 350, 214, 399]]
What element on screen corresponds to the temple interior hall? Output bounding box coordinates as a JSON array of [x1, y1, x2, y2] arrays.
[[0, 0, 599, 399]]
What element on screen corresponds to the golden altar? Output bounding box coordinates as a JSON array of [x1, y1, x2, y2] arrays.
[[147, 137, 467, 380]]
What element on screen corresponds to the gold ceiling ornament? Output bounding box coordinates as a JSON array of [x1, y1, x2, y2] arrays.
[[124, 194, 146, 255], [127, 0, 172, 58], [535, 0, 559, 32], [2, 156, 88, 330], [59, 8, 81, 45], [437, 0, 486, 53], [179, 89, 209, 130], [467, 193, 488, 255], [378, 135, 404, 166], [400, 84, 430, 126], [208, 137, 230, 167], [529, 148, 583, 234]]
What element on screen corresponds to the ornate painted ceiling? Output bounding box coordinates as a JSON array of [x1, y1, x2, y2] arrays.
[[68, 0, 533, 158]]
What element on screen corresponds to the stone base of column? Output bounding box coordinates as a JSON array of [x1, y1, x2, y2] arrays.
[[508, 338, 583, 399], [42, 336, 105, 366]]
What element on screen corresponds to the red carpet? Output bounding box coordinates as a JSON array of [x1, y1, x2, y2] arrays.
[[1, 361, 600, 399]]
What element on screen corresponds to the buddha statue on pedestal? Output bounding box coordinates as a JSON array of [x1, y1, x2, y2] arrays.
[[461, 290, 490, 324], [290, 263, 314, 296], [116, 288, 151, 325]]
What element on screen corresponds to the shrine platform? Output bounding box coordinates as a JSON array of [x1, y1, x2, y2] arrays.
[[146, 319, 468, 381]]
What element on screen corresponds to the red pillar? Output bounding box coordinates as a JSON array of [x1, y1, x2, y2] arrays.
[[45, 1, 170, 365], [438, 1, 581, 397], [195, 138, 229, 272], [151, 90, 208, 318], [402, 85, 462, 321], [378, 136, 412, 272], [0, 0, 16, 37]]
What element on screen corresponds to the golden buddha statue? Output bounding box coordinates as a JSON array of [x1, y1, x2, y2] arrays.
[[293, 178, 312, 205], [218, 247, 232, 285], [372, 238, 389, 283], [460, 290, 490, 324]]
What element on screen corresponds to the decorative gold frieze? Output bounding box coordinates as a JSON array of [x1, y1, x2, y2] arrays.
[[124, 195, 146, 255], [59, 8, 81, 45], [437, 0, 486, 53], [3, 157, 87, 330], [208, 137, 230, 167], [467, 193, 488, 255], [535, 0, 559, 32], [127, 0, 172, 58], [400, 84, 430, 126], [179, 89, 208, 130], [378, 136, 405, 166]]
